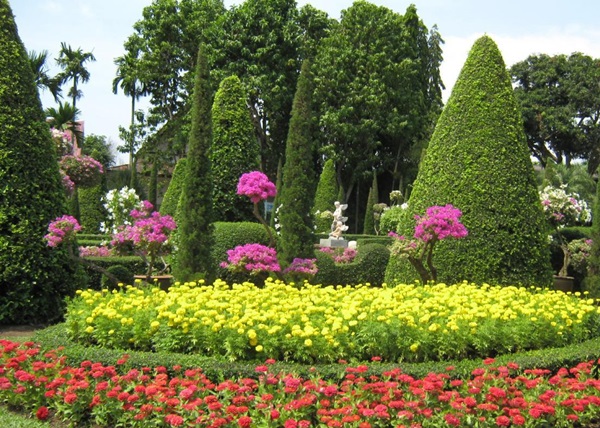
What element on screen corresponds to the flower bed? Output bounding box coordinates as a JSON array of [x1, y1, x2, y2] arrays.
[[65, 280, 600, 363], [2, 340, 600, 427]]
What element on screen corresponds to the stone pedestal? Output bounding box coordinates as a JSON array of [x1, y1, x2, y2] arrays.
[[319, 238, 348, 248]]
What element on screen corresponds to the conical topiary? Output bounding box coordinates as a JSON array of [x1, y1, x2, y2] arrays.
[[385, 35, 553, 287], [313, 158, 339, 234]]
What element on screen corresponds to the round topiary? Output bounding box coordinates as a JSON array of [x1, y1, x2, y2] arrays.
[[101, 264, 134, 289], [386, 36, 553, 287]]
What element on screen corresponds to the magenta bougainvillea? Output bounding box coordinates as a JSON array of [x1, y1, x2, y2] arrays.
[[390, 204, 468, 283], [237, 171, 277, 204], [59, 155, 104, 188], [44, 215, 81, 247], [220, 243, 281, 275]]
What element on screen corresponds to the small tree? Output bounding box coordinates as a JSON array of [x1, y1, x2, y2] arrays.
[[313, 158, 339, 233], [363, 174, 378, 235], [160, 158, 188, 218], [210, 75, 260, 222], [0, 0, 79, 323], [278, 60, 317, 264], [175, 46, 215, 281]]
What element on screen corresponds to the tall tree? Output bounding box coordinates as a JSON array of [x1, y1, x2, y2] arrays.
[[0, 0, 79, 323], [313, 2, 443, 203], [175, 46, 214, 281], [113, 36, 146, 187], [386, 36, 553, 287], [28, 50, 61, 101], [55, 43, 96, 112], [278, 60, 317, 264], [45, 101, 83, 148], [511, 53, 600, 170], [210, 75, 259, 222]]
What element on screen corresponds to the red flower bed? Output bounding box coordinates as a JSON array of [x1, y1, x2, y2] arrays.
[[1, 340, 600, 426]]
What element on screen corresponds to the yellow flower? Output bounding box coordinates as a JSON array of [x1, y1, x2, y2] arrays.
[[304, 339, 313, 347], [410, 343, 419, 352], [85, 326, 94, 334]]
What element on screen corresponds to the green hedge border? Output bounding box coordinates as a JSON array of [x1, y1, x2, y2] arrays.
[[32, 323, 600, 382]]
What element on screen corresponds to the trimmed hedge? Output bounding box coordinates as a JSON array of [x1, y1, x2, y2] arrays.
[[313, 243, 390, 286], [32, 322, 600, 383], [82, 257, 146, 290], [386, 36, 553, 287], [212, 222, 274, 284]]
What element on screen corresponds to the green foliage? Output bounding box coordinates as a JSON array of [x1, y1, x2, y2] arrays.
[[362, 176, 378, 234], [278, 60, 317, 264], [212, 222, 273, 284], [210, 75, 260, 222], [387, 36, 553, 287], [313, 2, 443, 202], [160, 158, 188, 218], [313, 159, 338, 233], [175, 46, 215, 281], [0, 1, 79, 324], [313, 244, 390, 287], [586, 163, 600, 295], [77, 183, 107, 234], [379, 205, 405, 235], [100, 264, 134, 289], [83, 257, 146, 290]]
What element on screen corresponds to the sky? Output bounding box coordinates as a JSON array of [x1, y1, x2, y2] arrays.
[[10, 0, 600, 165]]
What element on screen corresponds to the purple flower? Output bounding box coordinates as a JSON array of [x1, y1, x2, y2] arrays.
[[221, 243, 281, 274], [45, 215, 81, 247], [284, 258, 318, 276]]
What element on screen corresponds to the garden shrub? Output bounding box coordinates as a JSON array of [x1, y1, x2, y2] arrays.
[[386, 36, 553, 287], [212, 222, 273, 284], [210, 75, 259, 223], [100, 264, 134, 289], [159, 157, 187, 218], [278, 60, 317, 264], [313, 244, 390, 287], [313, 159, 339, 234], [82, 256, 145, 290], [362, 176, 378, 234], [379, 205, 406, 235], [77, 183, 108, 233], [0, 1, 79, 324]]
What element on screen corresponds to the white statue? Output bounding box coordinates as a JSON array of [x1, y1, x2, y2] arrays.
[[329, 201, 348, 239]]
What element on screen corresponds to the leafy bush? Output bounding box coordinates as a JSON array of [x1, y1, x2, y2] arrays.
[[313, 159, 339, 234], [387, 36, 553, 287], [212, 222, 274, 284], [100, 264, 134, 289], [77, 183, 108, 233], [159, 157, 187, 218], [82, 256, 145, 289], [0, 2, 79, 324]]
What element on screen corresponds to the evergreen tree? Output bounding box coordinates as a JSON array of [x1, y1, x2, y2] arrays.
[[160, 157, 188, 218], [0, 0, 79, 323], [584, 167, 600, 297], [363, 175, 378, 235], [313, 158, 339, 234], [210, 75, 260, 222], [386, 36, 553, 287], [278, 60, 317, 264], [175, 46, 214, 281]]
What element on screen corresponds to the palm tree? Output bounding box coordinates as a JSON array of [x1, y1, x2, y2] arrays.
[[113, 37, 147, 185], [55, 42, 96, 111], [45, 101, 83, 146], [28, 50, 62, 101]]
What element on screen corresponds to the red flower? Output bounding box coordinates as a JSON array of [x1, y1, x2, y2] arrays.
[[64, 393, 78, 404], [270, 409, 280, 420], [238, 416, 252, 427], [496, 415, 510, 426], [165, 414, 184, 426], [36, 406, 49, 421], [444, 413, 461, 426]]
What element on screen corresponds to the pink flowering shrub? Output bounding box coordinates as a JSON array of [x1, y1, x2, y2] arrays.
[[237, 171, 277, 204], [78, 246, 112, 257], [319, 247, 357, 264], [220, 243, 281, 275], [111, 201, 177, 277], [283, 258, 318, 283], [390, 204, 468, 283], [59, 154, 104, 188], [44, 215, 81, 247]]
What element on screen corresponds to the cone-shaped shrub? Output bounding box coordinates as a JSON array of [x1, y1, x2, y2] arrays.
[[313, 159, 338, 234], [385, 36, 552, 287], [160, 158, 188, 218], [363, 175, 378, 235], [175, 46, 215, 281], [210, 75, 260, 222], [0, 0, 79, 323], [278, 60, 317, 264]]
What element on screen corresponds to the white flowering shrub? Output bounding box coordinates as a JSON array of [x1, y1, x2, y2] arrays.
[[100, 187, 142, 234], [539, 185, 592, 228]]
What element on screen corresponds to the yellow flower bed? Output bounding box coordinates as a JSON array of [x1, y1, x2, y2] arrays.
[[66, 279, 600, 363]]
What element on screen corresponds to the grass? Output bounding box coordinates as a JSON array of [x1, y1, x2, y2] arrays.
[[0, 406, 50, 427]]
